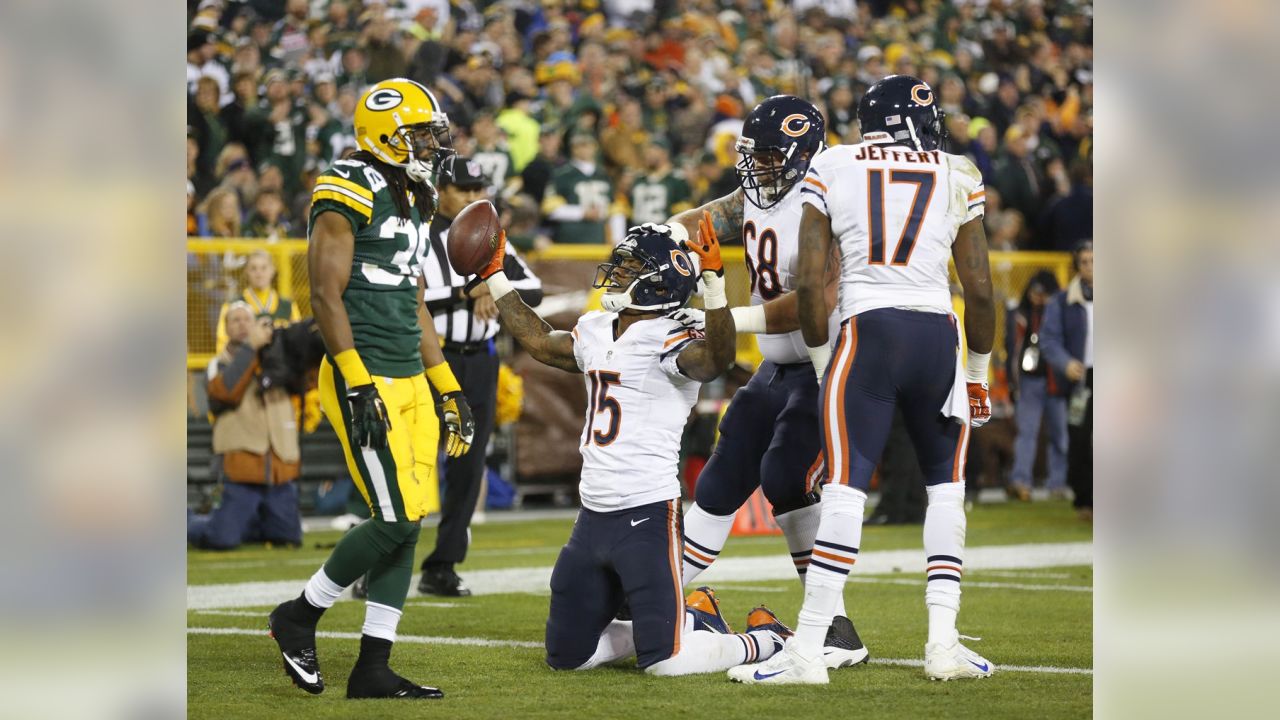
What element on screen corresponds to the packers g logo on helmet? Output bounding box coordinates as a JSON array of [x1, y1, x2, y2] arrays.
[[364, 88, 404, 111], [354, 78, 451, 181]]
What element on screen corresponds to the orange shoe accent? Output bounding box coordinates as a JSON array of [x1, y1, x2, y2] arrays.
[[730, 488, 783, 536], [746, 606, 793, 637], [686, 586, 732, 632]]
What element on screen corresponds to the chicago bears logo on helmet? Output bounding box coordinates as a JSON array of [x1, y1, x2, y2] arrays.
[[781, 113, 812, 138], [910, 83, 934, 106], [670, 249, 693, 276], [365, 88, 404, 111]]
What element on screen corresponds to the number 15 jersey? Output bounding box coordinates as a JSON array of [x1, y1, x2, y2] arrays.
[[570, 311, 702, 513], [798, 142, 985, 322]]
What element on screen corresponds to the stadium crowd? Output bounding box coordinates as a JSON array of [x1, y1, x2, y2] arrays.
[[187, 0, 1093, 252], [187, 0, 1094, 511]]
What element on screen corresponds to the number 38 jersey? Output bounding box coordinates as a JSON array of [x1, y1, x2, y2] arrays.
[[799, 142, 985, 321], [570, 311, 702, 512], [309, 158, 436, 377], [743, 185, 840, 364]]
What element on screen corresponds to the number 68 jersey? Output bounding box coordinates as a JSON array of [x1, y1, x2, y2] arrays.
[[744, 185, 841, 364], [798, 142, 985, 322], [570, 310, 702, 513]]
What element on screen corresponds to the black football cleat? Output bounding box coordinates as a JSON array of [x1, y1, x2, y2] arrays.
[[418, 566, 472, 597], [268, 601, 325, 694], [347, 664, 444, 700], [822, 615, 870, 669]]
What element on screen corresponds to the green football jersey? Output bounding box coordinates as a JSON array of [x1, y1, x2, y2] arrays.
[[629, 170, 692, 225], [309, 158, 434, 378], [547, 163, 612, 244]]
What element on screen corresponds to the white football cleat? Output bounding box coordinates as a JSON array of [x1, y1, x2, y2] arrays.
[[924, 638, 995, 681], [728, 640, 829, 685]]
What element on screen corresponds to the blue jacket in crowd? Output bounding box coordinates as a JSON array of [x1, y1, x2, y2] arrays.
[[1040, 276, 1092, 396]]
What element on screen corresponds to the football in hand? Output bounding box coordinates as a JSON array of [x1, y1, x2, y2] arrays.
[[447, 199, 502, 276]]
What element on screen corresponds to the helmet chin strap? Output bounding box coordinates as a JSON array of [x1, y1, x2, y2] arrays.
[[905, 116, 923, 151]]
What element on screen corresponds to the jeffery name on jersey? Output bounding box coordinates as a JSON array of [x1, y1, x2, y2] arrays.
[[309, 157, 436, 377], [570, 311, 701, 513], [744, 180, 840, 364], [799, 143, 985, 321]]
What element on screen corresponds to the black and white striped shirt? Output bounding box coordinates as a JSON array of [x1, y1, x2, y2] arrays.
[[421, 216, 543, 344]]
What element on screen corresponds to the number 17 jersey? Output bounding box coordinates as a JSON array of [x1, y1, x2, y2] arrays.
[[798, 142, 985, 321], [310, 157, 436, 377]]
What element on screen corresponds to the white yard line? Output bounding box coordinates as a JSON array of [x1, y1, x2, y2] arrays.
[[975, 570, 1076, 579], [846, 577, 1093, 593], [190, 627, 1091, 675], [188, 626, 542, 649], [189, 541, 1093, 610]]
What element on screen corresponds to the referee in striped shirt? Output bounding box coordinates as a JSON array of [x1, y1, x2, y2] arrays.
[[419, 155, 542, 596]]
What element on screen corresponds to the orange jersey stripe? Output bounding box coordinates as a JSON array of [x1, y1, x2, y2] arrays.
[[804, 177, 828, 192], [968, 190, 986, 200], [663, 332, 692, 349]]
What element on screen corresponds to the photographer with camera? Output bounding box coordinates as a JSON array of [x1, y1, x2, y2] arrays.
[[189, 302, 319, 550]]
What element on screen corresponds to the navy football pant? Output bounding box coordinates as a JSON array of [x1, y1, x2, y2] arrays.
[[695, 361, 822, 517], [546, 499, 684, 670], [821, 309, 968, 491]]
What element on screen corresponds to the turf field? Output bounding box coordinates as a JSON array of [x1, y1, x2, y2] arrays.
[[188, 501, 1093, 719]]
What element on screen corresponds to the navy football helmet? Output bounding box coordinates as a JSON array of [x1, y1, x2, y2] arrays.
[[736, 95, 826, 209], [593, 224, 697, 313], [857, 75, 948, 151]]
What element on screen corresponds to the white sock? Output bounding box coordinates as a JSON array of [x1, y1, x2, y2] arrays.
[[924, 482, 967, 645], [775, 503, 820, 583], [644, 627, 778, 676], [682, 503, 734, 585], [794, 484, 865, 657], [774, 503, 847, 617], [362, 601, 403, 642], [576, 620, 636, 670], [303, 567, 344, 609]]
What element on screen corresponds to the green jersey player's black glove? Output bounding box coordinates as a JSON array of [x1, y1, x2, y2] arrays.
[[346, 383, 391, 449]]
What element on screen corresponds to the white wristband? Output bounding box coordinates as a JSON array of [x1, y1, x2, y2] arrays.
[[965, 349, 991, 384], [485, 270, 514, 301], [701, 272, 727, 310], [730, 305, 767, 334], [807, 344, 832, 380]]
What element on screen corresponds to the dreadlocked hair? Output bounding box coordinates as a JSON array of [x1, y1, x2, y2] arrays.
[[350, 151, 438, 221]]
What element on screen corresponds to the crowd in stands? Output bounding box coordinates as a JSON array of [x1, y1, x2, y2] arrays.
[[187, 0, 1093, 252]]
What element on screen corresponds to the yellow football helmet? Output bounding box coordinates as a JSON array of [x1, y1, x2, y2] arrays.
[[354, 78, 452, 182]]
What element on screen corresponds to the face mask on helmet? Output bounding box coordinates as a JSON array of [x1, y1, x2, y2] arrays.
[[594, 253, 658, 313], [736, 141, 804, 210], [387, 120, 455, 182]]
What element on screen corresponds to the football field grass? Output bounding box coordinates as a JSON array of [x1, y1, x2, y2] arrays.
[[188, 501, 1092, 719]]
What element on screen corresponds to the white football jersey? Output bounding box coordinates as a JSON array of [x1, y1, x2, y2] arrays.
[[743, 183, 840, 364], [570, 310, 702, 512], [799, 141, 985, 321]]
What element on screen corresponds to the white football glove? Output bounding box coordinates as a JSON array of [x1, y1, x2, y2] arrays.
[[669, 307, 705, 331]]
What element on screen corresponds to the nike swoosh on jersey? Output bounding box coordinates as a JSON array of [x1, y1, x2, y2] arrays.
[[283, 653, 319, 684], [332, 168, 351, 178], [630, 517, 650, 527], [753, 669, 787, 680]]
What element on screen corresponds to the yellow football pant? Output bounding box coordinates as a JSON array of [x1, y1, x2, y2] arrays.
[[318, 357, 441, 522]]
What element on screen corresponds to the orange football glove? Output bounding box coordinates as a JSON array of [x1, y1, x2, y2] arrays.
[[688, 210, 724, 276], [479, 229, 507, 279], [967, 382, 991, 428]]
